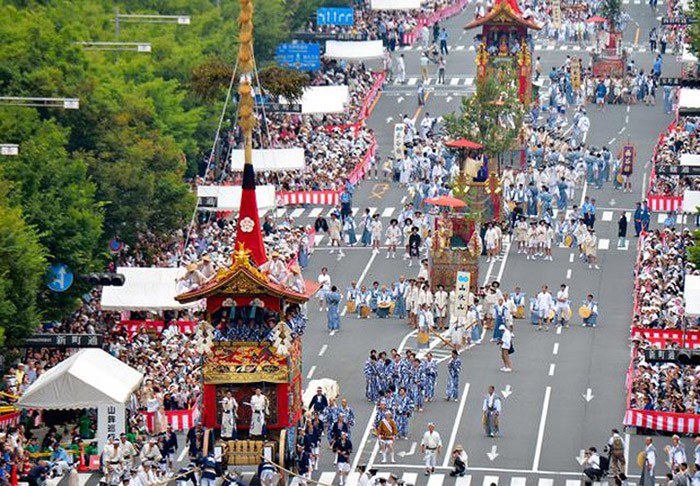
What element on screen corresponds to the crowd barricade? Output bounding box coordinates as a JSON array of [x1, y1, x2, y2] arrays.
[[0, 411, 20, 429], [646, 122, 684, 213], [631, 327, 700, 348], [360, 72, 386, 121], [624, 409, 700, 434], [143, 408, 198, 432], [278, 191, 340, 206], [349, 139, 378, 185], [401, 0, 470, 45], [120, 320, 196, 339]]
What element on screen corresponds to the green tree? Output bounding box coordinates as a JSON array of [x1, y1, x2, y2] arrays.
[[0, 181, 48, 347], [443, 74, 525, 164]]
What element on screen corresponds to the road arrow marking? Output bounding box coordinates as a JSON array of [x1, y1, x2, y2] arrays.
[[397, 96, 405, 104], [398, 442, 417, 457], [582, 388, 594, 402], [501, 385, 512, 398], [386, 116, 393, 124], [487, 445, 499, 461], [576, 449, 587, 466], [610, 198, 617, 206]]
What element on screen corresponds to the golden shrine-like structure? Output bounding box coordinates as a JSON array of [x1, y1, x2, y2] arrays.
[[465, 0, 541, 103], [176, 249, 319, 451]]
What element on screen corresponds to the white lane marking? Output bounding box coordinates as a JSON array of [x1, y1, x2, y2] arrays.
[[308, 208, 322, 218], [177, 443, 188, 462], [538, 479, 553, 486], [641, 173, 647, 200], [290, 208, 305, 218], [566, 269, 572, 279], [656, 213, 666, 225], [442, 383, 471, 467], [456, 476, 472, 486], [602, 211, 613, 222], [275, 208, 287, 218], [402, 473, 418, 485], [450, 77, 460, 86], [307, 365, 317, 379], [496, 240, 513, 282], [511, 478, 527, 486], [566, 481, 580, 486], [427, 474, 445, 486], [579, 181, 588, 207], [624, 432, 630, 476], [456, 45, 465, 50], [483, 476, 500, 486], [569, 254, 574, 263], [319, 472, 336, 485], [556, 326, 562, 335], [346, 472, 361, 486], [548, 364, 556, 376], [627, 106, 630, 113], [598, 239, 610, 250], [625, 115, 629, 124], [553, 342, 559, 355], [532, 386, 552, 471], [319, 344, 328, 356], [482, 258, 497, 285], [401, 196, 407, 204], [609, 137, 617, 145], [381, 207, 395, 218], [330, 330, 337, 336]]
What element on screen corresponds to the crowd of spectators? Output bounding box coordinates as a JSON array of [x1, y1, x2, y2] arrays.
[[634, 228, 695, 329], [650, 119, 700, 196]]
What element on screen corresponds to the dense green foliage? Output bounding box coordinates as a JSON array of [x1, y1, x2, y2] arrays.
[[0, 0, 342, 340]]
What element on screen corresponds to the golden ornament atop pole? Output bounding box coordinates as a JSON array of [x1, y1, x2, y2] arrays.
[[237, 0, 257, 158]]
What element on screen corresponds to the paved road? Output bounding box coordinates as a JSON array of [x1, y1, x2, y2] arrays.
[[71, 2, 690, 486]]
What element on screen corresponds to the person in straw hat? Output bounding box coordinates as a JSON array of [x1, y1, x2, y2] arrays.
[[449, 445, 468, 477]]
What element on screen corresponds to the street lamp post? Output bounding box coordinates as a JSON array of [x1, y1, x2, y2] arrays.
[[0, 97, 79, 109], [75, 41, 152, 53], [115, 9, 191, 38]]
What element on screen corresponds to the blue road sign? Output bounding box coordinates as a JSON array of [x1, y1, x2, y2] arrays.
[[108, 238, 124, 254], [317, 7, 354, 26], [47, 264, 74, 292], [276, 43, 321, 71]]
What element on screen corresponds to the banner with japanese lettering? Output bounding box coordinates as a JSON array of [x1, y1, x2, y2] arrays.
[[552, 0, 562, 29], [620, 144, 636, 176], [454, 271, 471, 318], [97, 403, 125, 452], [571, 61, 581, 91], [394, 123, 405, 159]]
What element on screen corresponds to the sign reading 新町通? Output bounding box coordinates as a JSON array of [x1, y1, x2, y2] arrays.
[[23, 334, 104, 348], [317, 7, 355, 26], [276, 43, 321, 71], [655, 164, 700, 176]]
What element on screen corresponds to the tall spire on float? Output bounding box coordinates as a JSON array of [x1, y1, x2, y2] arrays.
[[233, 0, 267, 266]]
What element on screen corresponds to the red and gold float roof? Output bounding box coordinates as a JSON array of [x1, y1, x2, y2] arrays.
[[464, 0, 541, 30]]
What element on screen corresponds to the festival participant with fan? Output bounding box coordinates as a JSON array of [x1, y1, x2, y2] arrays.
[[580, 294, 599, 327], [555, 284, 571, 329]]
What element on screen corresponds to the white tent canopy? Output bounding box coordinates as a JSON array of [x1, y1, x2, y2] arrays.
[[197, 185, 276, 211], [681, 44, 698, 63], [681, 154, 700, 166], [684, 274, 700, 316], [682, 189, 700, 214], [101, 267, 199, 311], [370, 0, 421, 9], [288, 85, 349, 114], [678, 88, 700, 115], [325, 40, 384, 60], [17, 349, 143, 409], [230, 148, 305, 172]]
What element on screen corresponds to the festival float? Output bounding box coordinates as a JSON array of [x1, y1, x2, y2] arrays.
[[176, 0, 319, 468]]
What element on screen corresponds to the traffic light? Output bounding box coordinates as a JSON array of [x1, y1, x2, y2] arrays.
[[81, 273, 125, 286]]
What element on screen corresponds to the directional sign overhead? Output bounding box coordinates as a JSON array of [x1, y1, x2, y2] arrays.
[[661, 16, 696, 25], [293, 32, 365, 42], [655, 164, 700, 176], [276, 43, 321, 71], [47, 264, 74, 292], [317, 7, 355, 26], [658, 77, 700, 87]]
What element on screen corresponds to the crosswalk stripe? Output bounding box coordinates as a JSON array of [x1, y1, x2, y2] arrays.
[[381, 207, 395, 218], [78, 473, 92, 486], [319, 472, 336, 485], [456, 45, 465, 50], [275, 208, 287, 218], [618, 240, 629, 251], [639, 47, 647, 52], [314, 234, 325, 246], [483, 476, 500, 486], [566, 481, 580, 486], [291, 208, 305, 218], [560, 45, 568, 50], [571, 45, 581, 51], [450, 77, 460, 86], [656, 213, 666, 224], [511, 478, 527, 486], [598, 238, 610, 250], [376, 472, 391, 480], [346, 472, 361, 486], [456, 476, 472, 486], [308, 208, 322, 218], [602, 210, 613, 222], [427, 474, 445, 486], [465, 78, 474, 86], [352, 207, 359, 216], [402, 473, 419, 484], [369, 207, 378, 215], [408, 78, 418, 86], [469, 45, 476, 51], [537, 479, 553, 486], [547, 45, 555, 50]]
